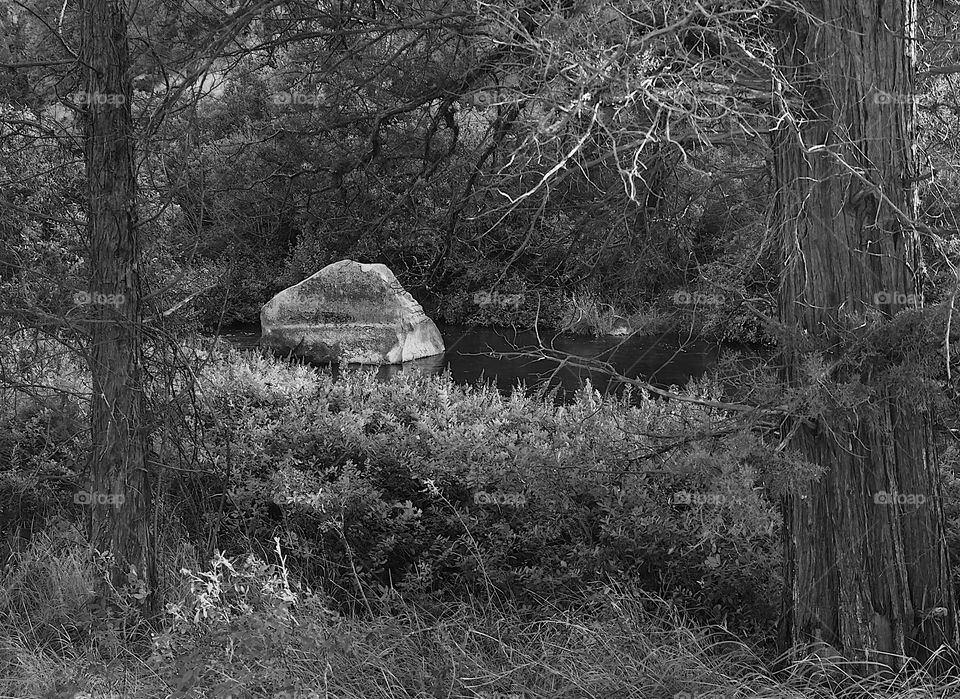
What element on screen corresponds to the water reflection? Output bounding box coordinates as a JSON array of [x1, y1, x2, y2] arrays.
[[219, 324, 724, 404]]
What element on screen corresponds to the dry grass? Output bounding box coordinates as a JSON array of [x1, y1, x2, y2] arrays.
[[2, 533, 959, 699]]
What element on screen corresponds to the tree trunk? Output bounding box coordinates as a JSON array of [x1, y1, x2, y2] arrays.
[[80, 0, 156, 617], [773, 0, 957, 674]]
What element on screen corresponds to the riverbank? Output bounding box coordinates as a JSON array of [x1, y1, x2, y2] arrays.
[[212, 323, 732, 403], [4, 348, 959, 697], [0, 346, 776, 696], [4, 340, 960, 697]]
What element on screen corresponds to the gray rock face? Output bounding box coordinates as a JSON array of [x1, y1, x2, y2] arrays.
[[260, 260, 445, 364]]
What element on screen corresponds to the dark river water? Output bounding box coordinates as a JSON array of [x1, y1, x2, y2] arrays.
[[218, 324, 729, 403]]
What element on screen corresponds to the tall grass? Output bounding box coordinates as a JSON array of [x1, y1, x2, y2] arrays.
[[559, 290, 666, 337], [1, 531, 957, 697]]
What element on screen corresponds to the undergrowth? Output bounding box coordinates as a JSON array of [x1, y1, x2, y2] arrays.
[[0, 347, 958, 696]]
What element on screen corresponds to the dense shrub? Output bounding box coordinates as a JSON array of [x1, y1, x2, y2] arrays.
[[185, 350, 784, 638], [10, 339, 960, 648], [0, 331, 88, 557]]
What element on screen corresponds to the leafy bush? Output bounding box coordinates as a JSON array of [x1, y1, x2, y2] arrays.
[[0, 331, 88, 556], [183, 351, 783, 637]]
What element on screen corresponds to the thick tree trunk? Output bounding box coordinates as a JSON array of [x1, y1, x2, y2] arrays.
[[773, 0, 957, 674], [80, 0, 156, 616]]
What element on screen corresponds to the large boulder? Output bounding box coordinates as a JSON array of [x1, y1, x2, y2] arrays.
[[260, 260, 445, 364]]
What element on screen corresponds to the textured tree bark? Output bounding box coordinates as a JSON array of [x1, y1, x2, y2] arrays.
[[80, 0, 156, 617], [773, 0, 957, 674]]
